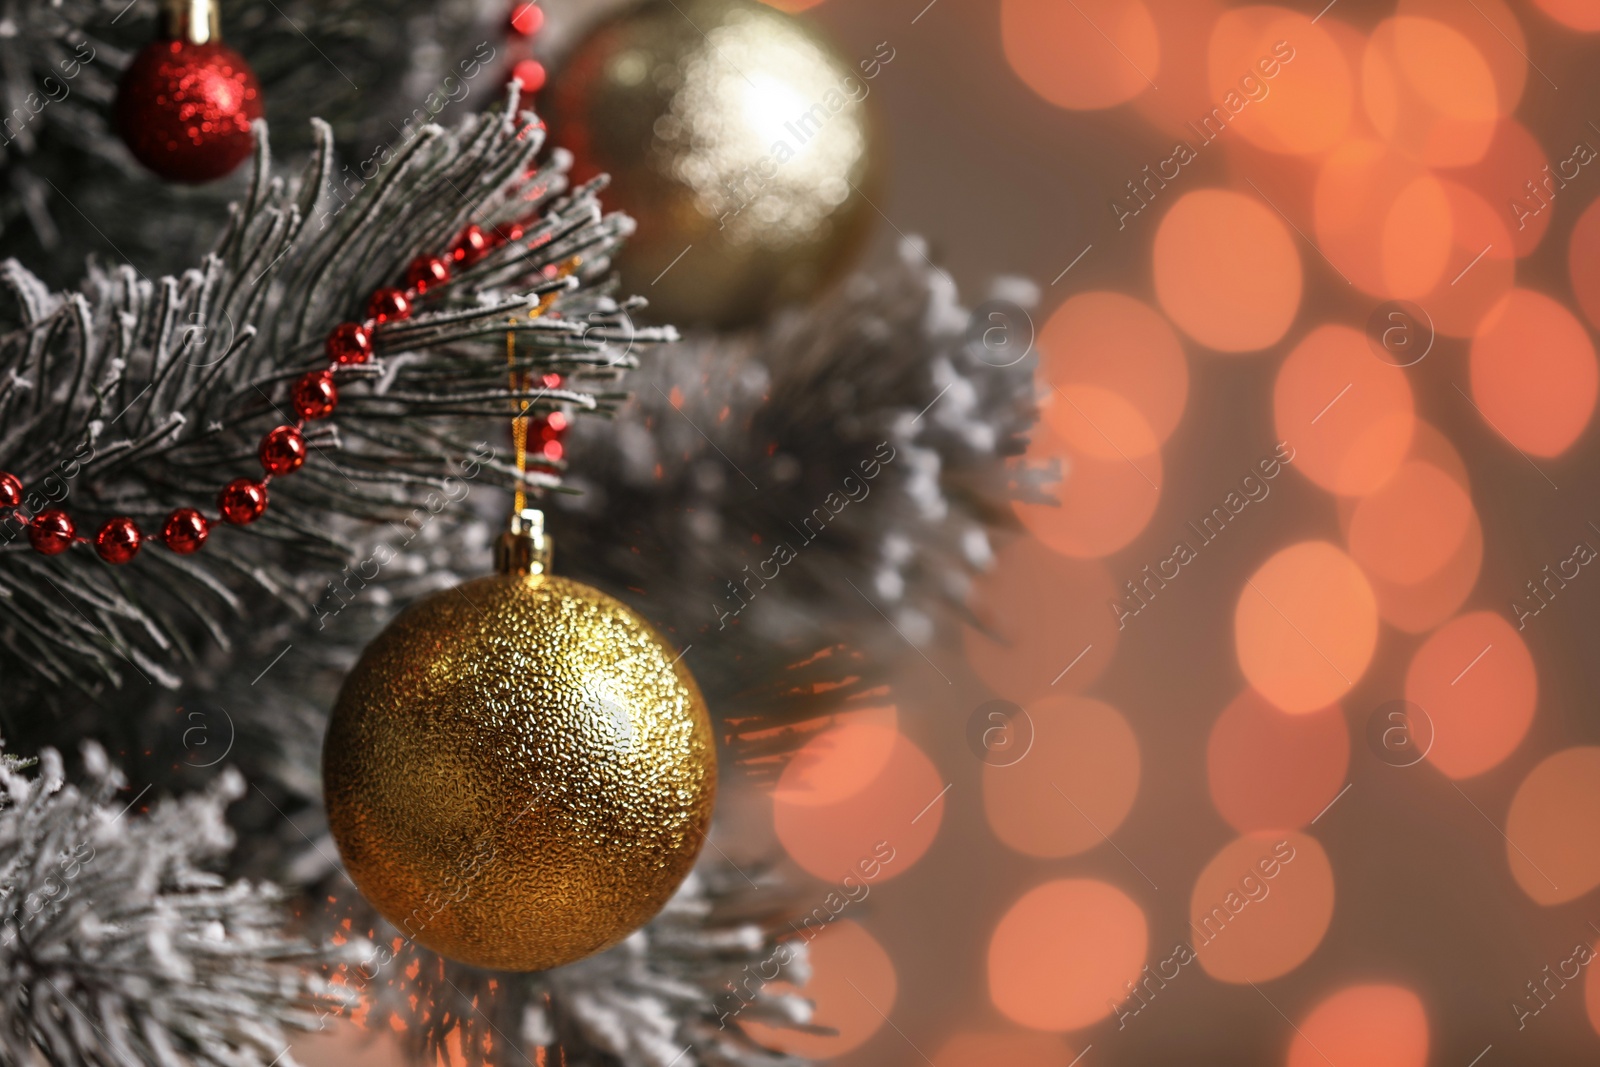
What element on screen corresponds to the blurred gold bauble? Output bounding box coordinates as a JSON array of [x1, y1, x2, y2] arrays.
[[547, 0, 878, 327], [323, 518, 716, 972]]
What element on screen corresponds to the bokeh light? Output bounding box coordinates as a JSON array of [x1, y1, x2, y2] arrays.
[[1363, 16, 1499, 166], [742, 921, 895, 1058], [1001, 0, 1160, 110], [1236, 542, 1378, 714], [988, 879, 1148, 1030], [1347, 461, 1474, 585], [772, 708, 899, 809], [1315, 140, 1453, 298], [984, 695, 1140, 857], [1415, 179, 1515, 338], [1449, 120, 1549, 258], [934, 1031, 1081, 1067], [1133, 0, 1227, 137], [1531, 0, 1600, 31], [773, 728, 944, 881], [1287, 985, 1429, 1067], [1040, 291, 1189, 442], [1153, 189, 1303, 352], [1568, 196, 1600, 331], [1275, 324, 1415, 496], [1042, 384, 1161, 462], [1405, 611, 1537, 779], [1012, 416, 1164, 559], [1398, 0, 1527, 117], [1191, 831, 1334, 983], [1207, 7, 1353, 155], [964, 537, 1120, 701], [1470, 289, 1598, 457], [1207, 688, 1349, 834], [1505, 747, 1600, 905]]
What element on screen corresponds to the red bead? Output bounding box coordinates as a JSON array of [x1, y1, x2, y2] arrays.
[[452, 224, 492, 264], [405, 256, 451, 293], [509, 3, 544, 35], [260, 425, 307, 476], [95, 517, 142, 565], [541, 372, 563, 390], [218, 478, 268, 525], [0, 472, 20, 508], [28, 510, 75, 555], [367, 288, 411, 324], [510, 60, 547, 94], [539, 410, 569, 438], [537, 439, 564, 463], [326, 322, 372, 365], [114, 40, 263, 184], [292, 370, 338, 420], [162, 508, 210, 554]]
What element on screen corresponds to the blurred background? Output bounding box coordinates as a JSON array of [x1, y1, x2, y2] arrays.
[[292, 0, 1600, 1062]]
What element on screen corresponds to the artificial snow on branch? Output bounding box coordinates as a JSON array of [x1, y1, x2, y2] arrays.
[[0, 94, 672, 697], [0, 743, 358, 1067]]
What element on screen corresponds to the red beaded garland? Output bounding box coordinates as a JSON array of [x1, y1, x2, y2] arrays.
[[406, 256, 451, 293], [95, 517, 143, 564], [218, 478, 268, 524], [452, 224, 492, 265], [293, 370, 338, 420], [326, 322, 372, 365], [162, 508, 210, 554], [29, 510, 75, 555], [368, 288, 411, 324], [260, 425, 307, 475], [510, 59, 547, 93], [510, 2, 544, 35], [0, 472, 20, 508]]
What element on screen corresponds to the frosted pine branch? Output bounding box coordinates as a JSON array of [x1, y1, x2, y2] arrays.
[[0, 97, 672, 695], [0, 743, 359, 1067]]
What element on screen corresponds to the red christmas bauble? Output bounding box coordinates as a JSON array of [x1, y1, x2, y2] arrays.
[[115, 39, 262, 184]]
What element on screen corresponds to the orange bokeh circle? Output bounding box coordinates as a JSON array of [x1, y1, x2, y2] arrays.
[[1207, 689, 1349, 834], [1405, 611, 1537, 779], [1288, 985, 1429, 1067], [1471, 289, 1598, 458], [964, 537, 1120, 701], [1275, 324, 1415, 496], [1398, 0, 1526, 118], [1505, 747, 1600, 905], [1531, 0, 1600, 31], [1043, 385, 1161, 461], [1568, 196, 1600, 331], [1191, 831, 1334, 983], [1415, 179, 1515, 339], [1013, 416, 1163, 559], [1236, 541, 1378, 714], [989, 879, 1148, 1031], [772, 710, 899, 810], [1001, 0, 1160, 110], [1207, 7, 1353, 155], [742, 921, 896, 1058], [1040, 291, 1189, 443], [1314, 140, 1454, 299], [1363, 16, 1499, 167], [984, 695, 1140, 858], [1154, 189, 1303, 353], [1347, 461, 1474, 585], [773, 728, 945, 882], [1448, 120, 1549, 259]]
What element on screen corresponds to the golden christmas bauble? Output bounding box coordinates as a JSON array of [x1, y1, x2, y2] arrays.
[[323, 526, 716, 972], [546, 0, 878, 327]]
